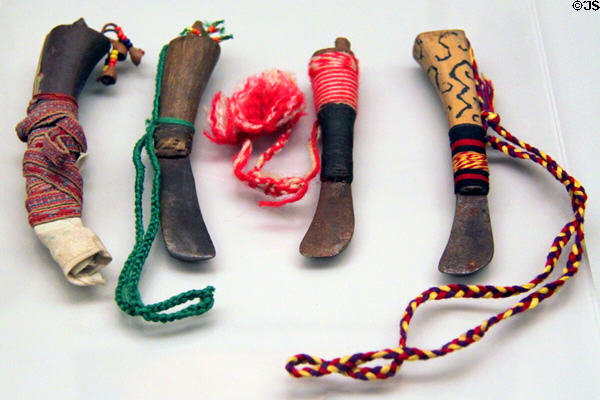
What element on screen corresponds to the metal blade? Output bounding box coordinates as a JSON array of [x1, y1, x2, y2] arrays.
[[299, 182, 354, 258], [158, 157, 215, 261], [438, 194, 493, 275]]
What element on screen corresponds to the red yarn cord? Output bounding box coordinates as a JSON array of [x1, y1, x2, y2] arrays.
[[204, 70, 319, 207], [232, 121, 321, 206], [32, 92, 76, 104]]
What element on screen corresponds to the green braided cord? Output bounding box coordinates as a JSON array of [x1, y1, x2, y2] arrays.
[[155, 117, 195, 132], [115, 43, 215, 323]]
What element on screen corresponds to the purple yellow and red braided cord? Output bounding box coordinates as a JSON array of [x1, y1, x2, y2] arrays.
[[285, 48, 587, 381]]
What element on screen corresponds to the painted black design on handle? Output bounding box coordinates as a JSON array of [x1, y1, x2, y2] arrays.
[[427, 66, 440, 89], [318, 103, 356, 183], [449, 60, 478, 120], [414, 38, 424, 61], [435, 31, 459, 61], [427, 65, 454, 95]]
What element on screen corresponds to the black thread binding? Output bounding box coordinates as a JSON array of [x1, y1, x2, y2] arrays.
[[318, 103, 356, 183]]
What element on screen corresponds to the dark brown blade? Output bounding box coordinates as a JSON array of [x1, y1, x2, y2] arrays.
[[299, 182, 354, 258], [159, 157, 215, 261], [438, 194, 493, 275]]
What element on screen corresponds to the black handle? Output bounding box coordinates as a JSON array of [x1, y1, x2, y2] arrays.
[[318, 103, 356, 183]]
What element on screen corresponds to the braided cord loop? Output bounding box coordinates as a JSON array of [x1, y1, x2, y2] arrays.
[[285, 50, 587, 380], [115, 38, 215, 323]]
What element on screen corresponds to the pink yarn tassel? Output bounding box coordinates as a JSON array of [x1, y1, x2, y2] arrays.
[[204, 69, 320, 206]]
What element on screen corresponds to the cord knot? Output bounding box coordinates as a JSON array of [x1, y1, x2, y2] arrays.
[[482, 111, 500, 126]]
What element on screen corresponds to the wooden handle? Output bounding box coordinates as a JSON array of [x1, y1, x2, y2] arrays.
[[154, 21, 220, 159], [34, 18, 110, 98], [313, 37, 352, 57], [413, 30, 482, 128], [158, 21, 220, 122]]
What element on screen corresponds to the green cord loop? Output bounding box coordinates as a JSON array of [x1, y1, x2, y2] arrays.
[[155, 117, 196, 132], [115, 43, 214, 323]]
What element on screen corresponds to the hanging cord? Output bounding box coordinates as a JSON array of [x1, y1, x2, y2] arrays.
[[97, 23, 145, 85], [285, 48, 587, 380], [115, 23, 231, 323]]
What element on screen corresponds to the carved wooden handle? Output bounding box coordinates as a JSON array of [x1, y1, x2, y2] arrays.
[[154, 21, 221, 158], [413, 30, 482, 128], [414, 30, 490, 195], [158, 21, 220, 122], [34, 18, 110, 98]]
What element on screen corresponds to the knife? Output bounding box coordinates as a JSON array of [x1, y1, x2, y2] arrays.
[[15, 18, 114, 286], [153, 21, 220, 261], [300, 38, 358, 258], [413, 29, 494, 275]]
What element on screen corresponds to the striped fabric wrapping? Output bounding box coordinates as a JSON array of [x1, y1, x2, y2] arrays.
[[15, 94, 86, 227], [309, 51, 359, 112]]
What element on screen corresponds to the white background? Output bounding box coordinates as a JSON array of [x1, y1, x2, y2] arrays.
[[1, 1, 598, 399]]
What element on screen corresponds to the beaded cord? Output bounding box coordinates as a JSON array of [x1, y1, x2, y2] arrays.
[[98, 23, 144, 84], [115, 26, 133, 49], [101, 49, 119, 72], [101, 23, 140, 49], [181, 20, 233, 43], [285, 49, 587, 380]]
